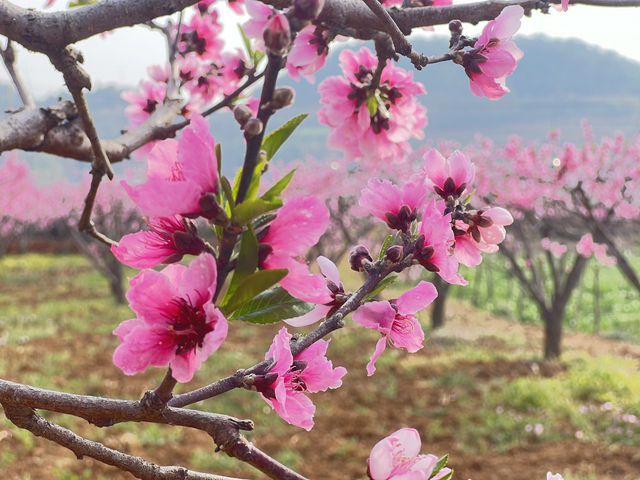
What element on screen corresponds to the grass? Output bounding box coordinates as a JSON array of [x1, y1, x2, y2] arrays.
[[2, 253, 640, 479]]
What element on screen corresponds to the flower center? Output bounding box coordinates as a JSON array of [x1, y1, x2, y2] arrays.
[[169, 297, 214, 355]]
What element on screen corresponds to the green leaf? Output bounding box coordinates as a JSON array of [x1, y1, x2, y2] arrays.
[[237, 24, 255, 64], [430, 455, 449, 478], [225, 228, 259, 301], [231, 286, 314, 324], [232, 158, 267, 202], [215, 143, 222, 177], [363, 274, 398, 302], [261, 169, 296, 201], [374, 91, 391, 119], [222, 269, 288, 315], [221, 176, 236, 218], [262, 114, 308, 162], [234, 198, 282, 225], [69, 0, 95, 6], [366, 94, 378, 117], [433, 470, 452, 480], [378, 233, 398, 260]]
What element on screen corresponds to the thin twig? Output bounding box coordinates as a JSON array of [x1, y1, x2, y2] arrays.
[[0, 39, 34, 108]]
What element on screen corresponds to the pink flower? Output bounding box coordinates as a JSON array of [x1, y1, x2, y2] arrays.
[[547, 474, 564, 480], [179, 11, 224, 61], [463, 5, 524, 100], [541, 237, 567, 258], [286, 25, 329, 82], [111, 215, 205, 268], [576, 233, 615, 265], [318, 47, 426, 163], [354, 281, 437, 376], [122, 115, 218, 218], [368, 428, 452, 480], [424, 149, 475, 200], [453, 206, 513, 267], [415, 199, 466, 285], [113, 254, 228, 383], [560, 0, 569, 11], [359, 174, 427, 232], [259, 327, 346, 430], [283, 256, 347, 327], [260, 195, 330, 303], [243, 0, 275, 51], [122, 80, 166, 129]]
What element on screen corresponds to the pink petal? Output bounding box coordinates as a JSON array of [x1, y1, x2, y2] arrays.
[[263, 195, 329, 256], [317, 256, 340, 285], [366, 336, 388, 376], [266, 327, 294, 376], [111, 230, 176, 268], [126, 269, 178, 324], [147, 139, 179, 180], [176, 253, 217, 306], [179, 114, 218, 194], [424, 149, 448, 188], [266, 253, 332, 304], [368, 437, 395, 480], [352, 301, 396, 334], [396, 281, 438, 315], [122, 177, 202, 218], [171, 349, 200, 383], [393, 428, 422, 458], [284, 304, 332, 327], [484, 206, 513, 226]]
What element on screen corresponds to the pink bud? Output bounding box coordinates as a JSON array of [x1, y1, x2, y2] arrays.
[[263, 14, 291, 55]]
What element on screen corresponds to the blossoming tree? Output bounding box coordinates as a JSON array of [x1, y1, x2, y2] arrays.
[[0, 0, 638, 478]]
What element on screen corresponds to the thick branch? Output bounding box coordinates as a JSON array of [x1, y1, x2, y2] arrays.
[[2, 404, 245, 480], [0, 0, 200, 53]]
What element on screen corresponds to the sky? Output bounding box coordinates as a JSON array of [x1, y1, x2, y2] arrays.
[[2, 1, 640, 99]]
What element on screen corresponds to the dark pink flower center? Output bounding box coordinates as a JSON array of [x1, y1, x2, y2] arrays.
[[169, 298, 214, 355], [346, 64, 402, 135]]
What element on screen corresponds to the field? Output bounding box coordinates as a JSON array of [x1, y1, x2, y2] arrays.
[[2, 254, 640, 479]]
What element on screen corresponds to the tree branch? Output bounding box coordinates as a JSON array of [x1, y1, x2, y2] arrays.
[[2, 403, 246, 480], [1, 39, 34, 108]]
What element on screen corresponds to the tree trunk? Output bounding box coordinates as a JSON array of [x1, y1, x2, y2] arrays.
[[108, 257, 126, 304], [543, 309, 563, 359], [431, 275, 450, 329]]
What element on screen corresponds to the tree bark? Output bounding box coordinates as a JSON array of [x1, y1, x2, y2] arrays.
[[431, 274, 450, 329]]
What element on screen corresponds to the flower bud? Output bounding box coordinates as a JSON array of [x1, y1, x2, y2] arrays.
[[272, 87, 295, 109], [293, 0, 325, 20], [172, 230, 206, 256], [349, 245, 373, 272], [243, 118, 264, 137], [385, 245, 404, 263], [263, 14, 291, 55], [449, 19, 463, 35], [233, 105, 253, 126], [198, 193, 229, 225]]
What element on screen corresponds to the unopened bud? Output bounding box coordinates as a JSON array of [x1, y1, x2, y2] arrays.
[[385, 245, 404, 263], [233, 105, 253, 126], [243, 117, 263, 137], [272, 87, 295, 109], [172, 230, 206, 256], [349, 245, 373, 272], [263, 14, 291, 55], [449, 19, 463, 35], [293, 0, 325, 20], [198, 193, 229, 225]]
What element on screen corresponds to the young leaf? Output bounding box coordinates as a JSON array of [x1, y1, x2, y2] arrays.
[[221, 269, 288, 315], [262, 168, 296, 201], [262, 114, 308, 162], [221, 176, 236, 218], [378, 233, 398, 260], [363, 274, 398, 301], [430, 455, 449, 478], [69, 0, 96, 6], [231, 286, 314, 324], [366, 94, 378, 117], [232, 158, 267, 202], [234, 198, 282, 225], [237, 24, 256, 65], [225, 227, 259, 300], [432, 470, 453, 480]]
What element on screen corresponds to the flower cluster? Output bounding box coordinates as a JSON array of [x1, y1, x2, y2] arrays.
[[318, 47, 427, 164]]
